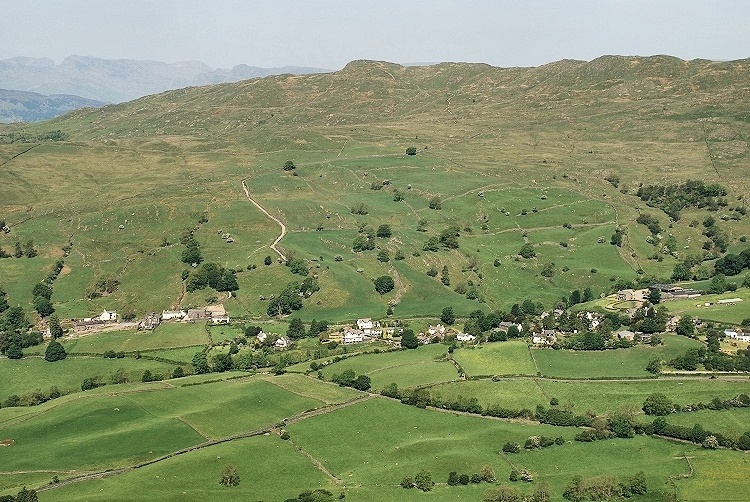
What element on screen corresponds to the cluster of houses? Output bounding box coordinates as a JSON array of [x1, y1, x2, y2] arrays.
[[72, 309, 119, 333], [724, 328, 750, 343], [138, 305, 230, 330], [327, 319, 405, 346], [617, 284, 702, 303], [256, 330, 291, 349]]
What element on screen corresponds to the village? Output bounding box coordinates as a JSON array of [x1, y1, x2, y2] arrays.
[[45, 279, 749, 357]]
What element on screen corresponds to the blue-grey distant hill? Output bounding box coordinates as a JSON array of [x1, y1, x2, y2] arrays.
[[0, 88, 105, 123], [0, 55, 330, 104]]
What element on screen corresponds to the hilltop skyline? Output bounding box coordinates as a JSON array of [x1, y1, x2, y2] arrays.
[[1, 0, 749, 71]]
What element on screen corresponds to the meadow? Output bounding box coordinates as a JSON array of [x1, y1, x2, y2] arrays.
[[0, 356, 176, 402], [318, 343, 459, 390], [532, 334, 703, 378], [426, 377, 750, 418], [452, 340, 538, 377]]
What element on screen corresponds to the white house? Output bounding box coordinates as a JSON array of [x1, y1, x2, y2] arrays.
[[275, 336, 291, 349], [212, 314, 230, 324], [162, 310, 186, 320], [343, 328, 365, 344], [585, 312, 601, 330], [256, 331, 268, 343], [725, 329, 750, 343], [356, 318, 381, 336], [428, 324, 446, 337], [456, 332, 476, 342], [99, 310, 118, 322]]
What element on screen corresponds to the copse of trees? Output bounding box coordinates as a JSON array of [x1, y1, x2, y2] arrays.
[[637, 180, 728, 220], [181, 237, 203, 265], [331, 368, 371, 391], [714, 248, 750, 276], [186, 262, 238, 292], [267, 282, 305, 316]]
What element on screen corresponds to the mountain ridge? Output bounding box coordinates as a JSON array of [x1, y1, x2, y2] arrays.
[[0, 88, 105, 123], [0, 55, 331, 103], [33, 55, 750, 141]]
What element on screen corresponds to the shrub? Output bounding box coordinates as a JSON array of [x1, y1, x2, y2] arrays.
[[519, 243, 535, 259], [405, 147, 417, 155], [414, 470, 434, 492], [220, 464, 240, 487]]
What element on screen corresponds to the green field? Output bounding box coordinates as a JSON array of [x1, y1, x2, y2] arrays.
[[532, 334, 703, 378], [31, 435, 338, 502], [319, 344, 459, 390], [665, 289, 750, 325], [425, 376, 750, 418], [452, 341, 538, 377], [63, 322, 210, 354], [0, 356, 176, 402]]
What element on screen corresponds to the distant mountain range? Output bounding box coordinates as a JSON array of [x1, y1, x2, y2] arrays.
[[0, 88, 105, 123], [0, 55, 330, 105]]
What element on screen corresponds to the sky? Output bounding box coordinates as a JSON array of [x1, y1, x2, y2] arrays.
[[2, 0, 749, 70]]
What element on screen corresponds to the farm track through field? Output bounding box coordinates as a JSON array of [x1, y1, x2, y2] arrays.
[[241, 177, 287, 261]]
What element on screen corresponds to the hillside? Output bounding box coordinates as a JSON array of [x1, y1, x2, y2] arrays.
[[0, 55, 329, 103], [2, 55, 750, 502], [1, 55, 749, 320], [0, 88, 105, 123]]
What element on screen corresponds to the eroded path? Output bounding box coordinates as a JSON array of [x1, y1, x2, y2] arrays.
[[241, 178, 287, 261]]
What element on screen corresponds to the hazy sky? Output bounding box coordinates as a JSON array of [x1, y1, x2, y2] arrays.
[[2, 0, 749, 69]]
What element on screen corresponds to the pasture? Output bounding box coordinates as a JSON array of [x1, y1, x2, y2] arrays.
[[665, 289, 750, 325], [425, 376, 750, 418], [452, 340, 538, 377], [63, 322, 210, 354], [532, 334, 703, 379], [318, 344, 459, 389], [32, 435, 338, 502], [0, 356, 176, 402]]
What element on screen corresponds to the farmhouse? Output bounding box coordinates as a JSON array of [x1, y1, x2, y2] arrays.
[[456, 332, 476, 342], [428, 324, 447, 337], [616, 330, 635, 341], [725, 329, 750, 343], [342, 328, 365, 344], [187, 309, 209, 320], [275, 336, 291, 349], [356, 318, 381, 336], [384, 326, 404, 337], [138, 313, 161, 331], [532, 330, 557, 346], [99, 309, 118, 322], [617, 289, 647, 302], [161, 310, 186, 320], [212, 314, 230, 324], [498, 321, 523, 333], [256, 331, 268, 343]]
